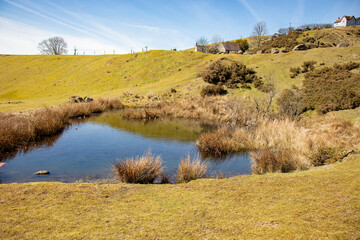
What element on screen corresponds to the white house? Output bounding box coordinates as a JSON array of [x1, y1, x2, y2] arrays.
[[334, 15, 360, 28]]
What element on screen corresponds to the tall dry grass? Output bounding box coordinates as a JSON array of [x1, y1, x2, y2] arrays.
[[113, 151, 163, 184], [176, 155, 208, 183], [122, 96, 265, 126], [196, 116, 360, 174], [0, 97, 123, 156]]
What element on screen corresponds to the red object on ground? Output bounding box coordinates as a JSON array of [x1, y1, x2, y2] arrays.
[[0, 163, 6, 167]]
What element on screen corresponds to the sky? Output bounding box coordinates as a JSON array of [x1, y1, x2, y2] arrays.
[[0, 0, 359, 55]]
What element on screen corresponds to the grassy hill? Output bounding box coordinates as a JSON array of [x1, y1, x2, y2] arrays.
[[1, 46, 360, 112]]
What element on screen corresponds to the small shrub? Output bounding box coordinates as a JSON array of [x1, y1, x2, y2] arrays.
[[250, 148, 298, 174], [301, 61, 317, 73], [200, 85, 227, 97], [289, 66, 301, 78], [310, 147, 342, 166], [113, 151, 163, 184], [235, 39, 249, 52], [201, 60, 258, 89], [334, 61, 360, 71], [176, 155, 208, 183], [277, 86, 305, 117]]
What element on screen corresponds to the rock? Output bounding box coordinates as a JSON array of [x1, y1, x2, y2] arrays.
[[280, 49, 289, 53], [36, 170, 50, 175], [237, 50, 244, 54], [170, 88, 177, 93], [337, 42, 349, 47], [271, 49, 279, 54], [84, 96, 93, 102], [293, 44, 307, 51], [257, 50, 265, 54], [68, 96, 83, 103], [243, 51, 253, 55]]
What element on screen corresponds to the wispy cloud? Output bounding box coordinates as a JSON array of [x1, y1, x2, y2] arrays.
[[3, 0, 146, 51], [237, 0, 261, 22], [0, 17, 128, 54]]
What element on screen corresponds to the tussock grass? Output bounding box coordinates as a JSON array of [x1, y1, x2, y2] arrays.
[[0, 98, 123, 156], [176, 155, 208, 183], [197, 117, 360, 174], [113, 151, 163, 184], [122, 96, 261, 126]]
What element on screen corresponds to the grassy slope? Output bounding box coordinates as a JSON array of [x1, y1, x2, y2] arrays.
[[1, 46, 360, 111], [1, 154, 359, 239]]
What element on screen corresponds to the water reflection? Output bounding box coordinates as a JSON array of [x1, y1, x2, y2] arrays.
[[0, 111, 251, 183]]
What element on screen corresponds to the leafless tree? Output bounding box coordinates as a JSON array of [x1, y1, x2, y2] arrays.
[[251, 21, 268, 47], [197, 36, 209, 46], [211, 34, 224, 44], [38, 37, 68, 55]]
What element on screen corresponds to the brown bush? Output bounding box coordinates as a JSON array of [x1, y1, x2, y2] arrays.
[[310, 147, 342, 166], [301, 61, 317, 73], [0, 97, 123, 156], [201, 60, 258, 88], [176, 155, 208, 183], [250, 149, 298, 174], [280, 62, 360, 115], [200, 85, 227, 97], [302, 64, 360, 113], [289, 66, 301, 78], [277, 86, 305, 117], [113, 150, 163, 184]]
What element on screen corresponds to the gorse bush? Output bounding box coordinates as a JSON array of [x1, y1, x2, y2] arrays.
[[289, 61, 316, 78], [301, 61, 317, 73], [200, 85, 227, 97], [277, 86, 305, 117], [289, 67, 301, 78], [234, 39, 249, 52], [279, 62, 360, 116], [201, 60, 258, 89], [113, 150, 163, 184]]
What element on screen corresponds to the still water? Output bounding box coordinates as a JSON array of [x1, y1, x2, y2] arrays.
[[0, 111, 251, 183]]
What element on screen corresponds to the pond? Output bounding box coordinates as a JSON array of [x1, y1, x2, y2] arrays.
[[0, 111, 252, 183]]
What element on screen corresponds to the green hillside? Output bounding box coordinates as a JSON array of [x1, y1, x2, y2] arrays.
[[1, 46, 360, 112]]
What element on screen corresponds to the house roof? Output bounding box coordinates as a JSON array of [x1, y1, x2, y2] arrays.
[[335, 15, 356, 23], [220, 42, 240, 51]]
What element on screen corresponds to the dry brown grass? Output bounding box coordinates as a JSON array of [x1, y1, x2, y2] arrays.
[[122, 96, 264, 126], [176, 155, 208, 183], [197, 116, 360, 174], [113, 150, 163, 184], [0, 97, 123, 157]]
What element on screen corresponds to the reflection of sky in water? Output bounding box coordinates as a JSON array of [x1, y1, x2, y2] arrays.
[[0, 118, 251, 183]]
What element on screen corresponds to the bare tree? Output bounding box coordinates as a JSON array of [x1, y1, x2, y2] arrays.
[[251, 21, 268, 47], [196, 36, 209, 46], [38, 37, 68, 55], [211, 34, 224, 44]]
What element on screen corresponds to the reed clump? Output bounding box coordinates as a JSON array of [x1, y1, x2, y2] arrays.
[[196, 116, 359, 174], [122, 96, 261, 126], [113, 151, 163, 184], [176, 155, 208, 183], [0, 97, 123, 156]]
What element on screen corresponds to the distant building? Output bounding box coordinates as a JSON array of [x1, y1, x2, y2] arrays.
[[195, 42, 241, 54], [218, 42, 240, 54], [195, 42, 209, 53], [334, 15, 360, 28]]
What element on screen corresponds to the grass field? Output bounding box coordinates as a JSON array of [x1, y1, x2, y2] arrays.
[[1, 154, 359, 239], [1, 46, 359, 111], [1, 27, 360, 239]]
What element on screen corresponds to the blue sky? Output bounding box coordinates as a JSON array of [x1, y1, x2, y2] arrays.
[[0, 0, 359, 54]]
